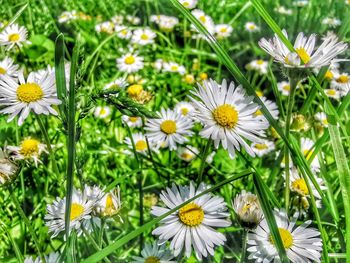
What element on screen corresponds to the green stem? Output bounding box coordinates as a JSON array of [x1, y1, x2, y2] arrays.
[[198, 140, 211, 183], [10, 189, 44, 262], [240, 229, 248, 263], [284, 77, 298, 213]]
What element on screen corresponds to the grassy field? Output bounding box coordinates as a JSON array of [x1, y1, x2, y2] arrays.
[[0, 0, 350, 262]]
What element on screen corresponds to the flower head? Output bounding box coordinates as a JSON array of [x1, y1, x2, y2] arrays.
[[132, 243, 175, 263], [0, 24, 28, 50], [233, 191, 262, 228]]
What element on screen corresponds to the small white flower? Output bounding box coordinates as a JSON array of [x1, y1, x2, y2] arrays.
[[174, 101, 195, 118], [153, 58, 165, 71], [293, 0, 309, 7], [331, 72, 350, 95], [151, 182, 231, 260], [246, 59, 268, 74], [132, 243, 175, 263], [314, 112, 328, 127], [104, 78, 127, 90], [163, 62, 186, 75], [122, 115, 143, 128], [251, 140, 275, 157], [131, 28, 157, 45], [215, 24, 233, 39], [322, 17, 341, 27], [233, 190, 263, 227], [145, 108, 193, 150], [275, 6, 293, 15], [0, 70, 61, 126], [95, 21, 115, 34], [126, 15, 141, 25], [116, 53, 144, 73], [277, 81, 292, 96], [0, 149, 18, 185], [111, 15, 124, 25], [301, 137, 320, 173], [94, 106, 111, 119], [177, 146, 198, 161], [179, 0, 198, 9], [245, 22, 260, 32], [325, 88, 342, 100], [96, 187, 121, 218], [58, 11, 75, 23], [115, 25, 132, 39], [125, 132, 156, 155], [253, 96, 279, 121], [191, 9, 215, 35], [247, 209, 322, 262], [0, 57, 18, 79], [0, 23, 28, 50]]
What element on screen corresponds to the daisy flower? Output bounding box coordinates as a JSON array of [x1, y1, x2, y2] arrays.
[[325, 88, 343, 100], [158, 16, 179, 32], [275, 6, 293, 15], [104, 78, 127, 90], [58, 11, 75, 23], [116, 53, 144, 73], [245, 22, 260, 32], [45, 187, 96, 238], [251, 140, 275, 157], [163, 62, 186, 75], [95, 21, 114, 34], [259, 29, 347, 68], [177, 146, 199, 162], [151, 182, 231, 260], [145, 108, 193, 150], [331, 72, 350, 95], [301, 137, 320, 172], [96, 187, 122, 218], [111, 15, 124, 25], [233, 190, 263, 228], [0, 70, 61, 126], [115, 25, 132, 39], [6, 138, 47, 166], [0, 149, 18, 185], [174, 101, 195, 118], [314, 112, 328, 127], [0, 57, 18, 79], [179, 0, 198, 9], [253, 96, 279, 121], [125, 132, 154, 155], [153, 58, 165, 71], [277, 81, 292, 96], [215, 24, 233, 39], [182, 74, 196, 84], [0, 23, 28, 50], [132, 243, 175, 263], [126, 15, 141, 25], [94, 106, 111, 119], [191, 9, 215, 35], [189, 79, 269, 158], [122, 115, 143, 128], [322, 17, 341, 28], [246, 59, 268, 74], [131, 28, 157, 45], [247, 209, 322, 262]]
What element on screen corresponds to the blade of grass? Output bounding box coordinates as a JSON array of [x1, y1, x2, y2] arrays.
[[3, 2, 28, 29], [81, 170, 252, 263]]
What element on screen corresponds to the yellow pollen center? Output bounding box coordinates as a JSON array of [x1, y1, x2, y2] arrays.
[[295, 47, 311, 64], [182, 1, 190, 7], [283, 85, 291, 91], [325, 70, 334, 80], [327, 89, 336, 96], [17, 83, 44, 103], [145, 256, 160, 263], [160, 120, 177, 134], [140, 33, 149, 40], [270, 228, 294, 249], [135, 140, 147, 151], [337, 75, 349, 84], [129, 116, 139, 123], [127, 84, 143, 96], [213, 104, 239, 128], [121, 29, 128, 35], [0, 67, 6, 75], [199, 73, 208, 80], [322, 119, 328, 125], [256, 91, 263, 97], [256, 60, 264, 65], [199, 16, 206, 23], [181, 108, 189, 116], [181, 152, 193, 160], [254, 109, 263, 116], [254, 143, 268, 150], [249, 25, 256, 30], [70, 203, 85, 221], [100, 108, 107, 115], [8, 33, 20, 42], [291, 178, 309, 195], [178, 203, 204, 226], [20, 139, 40, 157], [171, 65, 179, 71], [184, 75, 194, 83], [124, 56, 135, 65]]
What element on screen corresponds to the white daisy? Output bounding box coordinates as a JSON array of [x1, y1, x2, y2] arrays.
[[96, 187, 121, 218], [6, 138, 47, 166], [132, 243, 175, 263], [301, 137, 320, 173], [111, 15, 124, 25], [145, 108, 193, 150], [0, 23, 28, 50], [314, 112, 328, 127], [245, 22, 260, 32], [191, 9, 215, 35], [277, 81, 292, 96], [322, 17, 341, 28], [246, 59, 269, 74], [94, 106, 111, 119], [115, 25, 132, 39], [131, 28, 157, 45], [163, 62, 186, 75], [189, 79, 269, 158], [215, 24, 233, 39], [126, 15, 141, 25], [233, 190, 263, 228], [151, 182, 231, 260], [253, 96, 279, 121], [275, 6, 293, 15], [0, 149, 18, 185], [177, 146, 199, 162], [158, 16, 179, 32], [122, 115, 143, 128], [331, 72, 350, 95], [174, 101, 195, 118], [125, 132, 155, 155], [247, 209, 322, 262], [116, 53, 144, 73], [58, 11, 75, 23], [259, 29, 347, 68], [251, 140, 275, 157], [95, 21, 114, 34], [0, 57, 18, 79], [0, 70, 61, 125], [45, 187, 96, 238], [325, 88, 342, 100], [179, 0, 198, 9], [293, 0, 309, 7], [104, 78, 127, 90], [153, 58, 165, 71]]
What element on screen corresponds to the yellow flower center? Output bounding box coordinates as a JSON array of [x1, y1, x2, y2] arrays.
[[16, 83, 44, 103], [249, 25, 256, 30], [127, 84, 143, 96], [256, 60, 264, 65], [270, 228, 294, 249], [178, 203, 204, 227], [303, 149, 313, 161], [99, 108, 107, 115], [184, 74, 194, 84], [129, 116, 139, 123], [325, 70, 334, 80], [254, 143, 268, 150], [181, 152, 193, 160], [135, 140, 147, 151], [124, 55, 135, 65], [199, 72, 208, 80], [182, 1, 190, 7], [322, 119, 328, 126], [145, 256, 160, 263], [70, 203, 85, 221], [8, 33, 20, 42], [160, 120, 177, 134], [256, 91, 263, 97], [241, 203, 252, 214], [220, 27, 228, 33], [181, 108, 189, 116], [291, 178, 309, 195], [337, 75, 349, 84], [140, 33, 149, 40], [171, 65, 179, 71], [103, 193, 118, 216], [213, 104, 239, 128], [283, 85, 291, 91], [20, 139, 40, 157], [121, 29, 128, 36], [199, 15, 206, 23], [0, 67, 7, 75], [295, 47, 311, 64], [327, 89, 336, 96], [254, 109, 263, 116]]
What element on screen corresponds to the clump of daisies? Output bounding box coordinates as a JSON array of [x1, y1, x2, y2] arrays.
[[189, 78, 269, 158], [151, 182, 231, 259]]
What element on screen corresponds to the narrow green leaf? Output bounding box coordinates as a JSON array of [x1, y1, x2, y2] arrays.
[[3, 2, 28, 30], [54, 33, 67, 119]]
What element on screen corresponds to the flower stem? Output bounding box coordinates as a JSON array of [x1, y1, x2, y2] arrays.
[[240, 229, 248, 263], [284, 77, 298, 213], [198, 140, 212, 183]]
